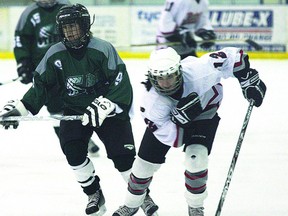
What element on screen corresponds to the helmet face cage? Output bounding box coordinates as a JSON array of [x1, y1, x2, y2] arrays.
[[148, 64, 183, 96], [36, 0, 57, 8], [56, 4, 91, 49], [147, 48, 183, 96]]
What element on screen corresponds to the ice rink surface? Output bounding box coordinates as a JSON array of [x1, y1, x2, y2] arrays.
[[0, 58, 288, 216]]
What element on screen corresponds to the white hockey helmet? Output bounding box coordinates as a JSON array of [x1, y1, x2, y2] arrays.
[[147, 47, 182, 95], [36, 0, 57, 8]]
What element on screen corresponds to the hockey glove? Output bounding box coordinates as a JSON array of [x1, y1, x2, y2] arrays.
[[17, 59, 34, 84], [195, 29, 216, 49], [82, 96, 116, 128], [171, 92, 203, 127], [182, 32, 197, 48], [166, 29, 197, 48], [0, 100, 29, 129], [234, 69, 266, 107]]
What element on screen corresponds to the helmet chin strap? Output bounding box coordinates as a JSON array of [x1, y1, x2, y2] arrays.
[[91, 14, 95, 26], [167, 82, 184, 100], [68, 32, 91, 50]]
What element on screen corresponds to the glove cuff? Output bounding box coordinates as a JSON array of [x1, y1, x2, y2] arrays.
[[16, 100, 29, 116], [0, 100, 29, 117], [17, 58, 33, 70]]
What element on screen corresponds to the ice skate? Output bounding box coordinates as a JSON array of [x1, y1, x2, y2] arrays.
[[85, 189, 106, 215], [112, 205, 139, 216], [141, 194, 159, 216], [188, 206, 204, 216], [88, 139, 100, 157]]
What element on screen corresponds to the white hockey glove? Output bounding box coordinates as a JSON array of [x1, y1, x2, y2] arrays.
[[82, 96, 116, 128], [234, 68, 266, 107], [171, 92, 203, 128], [0, 99, 29, 129]]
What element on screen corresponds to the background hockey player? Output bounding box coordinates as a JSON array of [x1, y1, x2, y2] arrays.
[[13, 0, 100, 155], [113, 47, 266, 216], [1, 4, 158, 216], [156, 0, 216, 59]]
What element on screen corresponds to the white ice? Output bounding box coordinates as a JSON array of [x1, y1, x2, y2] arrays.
[[0, 58, 287, 216]]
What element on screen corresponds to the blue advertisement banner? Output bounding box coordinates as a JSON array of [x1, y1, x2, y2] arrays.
[[131, 6, 286, 52]]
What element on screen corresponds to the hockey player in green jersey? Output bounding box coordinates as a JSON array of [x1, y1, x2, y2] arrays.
[[13, 0, 100, 155], [1, 4, 158, 216]]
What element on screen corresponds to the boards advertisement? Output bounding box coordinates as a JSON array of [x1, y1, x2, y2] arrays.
[[0, 5, 287, 54]]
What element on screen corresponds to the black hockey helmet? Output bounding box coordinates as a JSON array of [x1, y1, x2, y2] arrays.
[[35, 0, 57, 8], [56, 4, 91, 49]]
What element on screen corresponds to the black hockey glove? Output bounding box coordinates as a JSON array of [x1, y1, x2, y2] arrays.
[[171, 92, 203, 127], [182, 32, 197, 48], [17, 59, 34, 84], [234, 68, 266, 107], [195, 28, 216, 49], [166, 30, 197, 48], [82, 96, 116, 128], [0, 100, 29, 129]]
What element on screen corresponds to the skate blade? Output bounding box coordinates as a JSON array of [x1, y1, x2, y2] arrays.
[[88, 205, 107, 216], [147, 206, 159, 216]]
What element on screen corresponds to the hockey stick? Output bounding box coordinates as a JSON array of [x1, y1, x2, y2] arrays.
[[130, 39, 262, 51], [215, 100, 254, 216], [0, 114, 83, 122], [0, 77, 22, 86]]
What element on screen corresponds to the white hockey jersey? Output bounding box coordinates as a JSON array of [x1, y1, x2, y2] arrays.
[[140, 47, 246, 148], [156, 0, 213, 55]]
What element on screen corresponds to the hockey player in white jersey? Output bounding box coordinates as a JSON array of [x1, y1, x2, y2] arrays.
[[112, 47, 266, 216], [156, 0, 216, 59]]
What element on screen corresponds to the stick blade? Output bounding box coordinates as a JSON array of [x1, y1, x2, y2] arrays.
[[245, 39, 263, 51]]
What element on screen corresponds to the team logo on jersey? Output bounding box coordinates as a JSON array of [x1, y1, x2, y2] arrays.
[[37, 24, 59, 48], [66, 76, 84, 96], [66, 73, 97, 96], [183, 12, 200, 25], [86, 73, 96, 87]]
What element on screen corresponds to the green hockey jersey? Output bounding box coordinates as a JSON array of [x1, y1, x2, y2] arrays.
[[21, 37, 133, 121]]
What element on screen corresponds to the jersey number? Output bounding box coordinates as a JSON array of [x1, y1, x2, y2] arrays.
[[209, 51, 227, 68], [31, 13, 41, 26], [144, 118, 158, 132], [164, 2, 174, 12]]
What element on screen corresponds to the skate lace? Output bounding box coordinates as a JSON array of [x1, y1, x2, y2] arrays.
[[141, 195, 159, 216], [141, 195, 154, 211], [87, 191, 100, 207], [116, 205, 138, 215], [189, 207, 204, 216]]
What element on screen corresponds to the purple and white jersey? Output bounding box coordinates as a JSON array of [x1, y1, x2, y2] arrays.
[[140, 47, 247, 148], [157, 0, 212, 36], [156, 0, 213, 55]]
